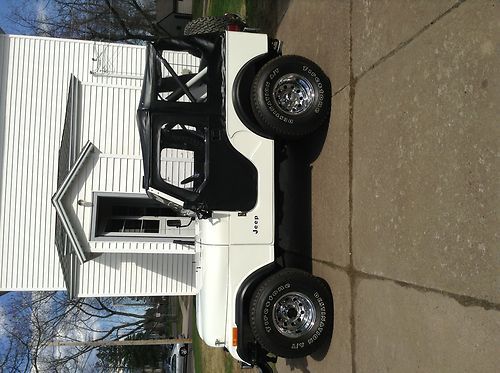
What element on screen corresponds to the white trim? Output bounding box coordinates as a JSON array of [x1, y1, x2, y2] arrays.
[[1, 33, 145, 49], [78, 290, 198, 297], [97, 153, 195, 161], [98, 153, 143, 160], [90, 71, 144, 80], [80, 81, 143, 90], [148, 187, 185, 207], [52, 141, 96, 263]]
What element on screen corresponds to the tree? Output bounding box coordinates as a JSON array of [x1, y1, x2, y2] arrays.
[[0, 292, 67, 372], [8, 0, 166, 42], [95, 332, 168, 371], [0, 292, 175, 372]]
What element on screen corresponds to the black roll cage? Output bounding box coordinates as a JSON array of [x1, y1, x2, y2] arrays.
[[137, 34, 258, 216]]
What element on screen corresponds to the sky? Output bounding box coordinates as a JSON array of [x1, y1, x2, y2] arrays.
[[0, 292, 152, 371], [0, 292, 92, 370], [0, 292, 28, 368], [0, 294, 6, 326], [0, 0, 36, 35]]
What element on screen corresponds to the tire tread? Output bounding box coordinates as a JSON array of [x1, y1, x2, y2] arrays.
[[184, 16, 229, 35]]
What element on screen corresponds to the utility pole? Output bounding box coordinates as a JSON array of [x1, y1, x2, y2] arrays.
[[49, 338, 192, 347]]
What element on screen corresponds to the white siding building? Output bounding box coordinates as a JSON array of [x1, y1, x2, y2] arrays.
[[0, 33, 199, 297]]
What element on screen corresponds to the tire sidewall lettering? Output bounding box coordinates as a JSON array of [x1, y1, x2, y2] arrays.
[[301, 64, 325, 114], [268, 67, 280, 80], [307, 292, 328, 345]]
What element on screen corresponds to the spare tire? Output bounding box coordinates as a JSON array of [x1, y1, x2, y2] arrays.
[[251, 55, 332, 139], [184, 16, 230, 35]]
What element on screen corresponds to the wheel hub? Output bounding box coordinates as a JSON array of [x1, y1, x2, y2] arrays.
[[272, 73, 315, 115], [272, 291, 316, 338]]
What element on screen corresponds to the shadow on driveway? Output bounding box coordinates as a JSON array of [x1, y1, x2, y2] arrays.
[[276, 122, 330, 274]]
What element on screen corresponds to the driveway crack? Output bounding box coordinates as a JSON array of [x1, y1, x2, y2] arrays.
[[312, 258, 500, 312], [356, 0, 468, 81], [348, 0, 356, 372]]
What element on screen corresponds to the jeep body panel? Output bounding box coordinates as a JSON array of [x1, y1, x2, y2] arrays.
[[138, 31, 279, 365], [195, 32, 276, 361]]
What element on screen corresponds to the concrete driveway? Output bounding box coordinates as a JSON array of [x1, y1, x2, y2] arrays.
[[274, 0, 500, 372]]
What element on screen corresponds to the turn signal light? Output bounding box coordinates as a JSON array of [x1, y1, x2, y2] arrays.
[[232, 327, 238, 346]]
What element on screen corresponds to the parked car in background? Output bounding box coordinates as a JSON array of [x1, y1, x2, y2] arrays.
[[164, 341, 189, 373]]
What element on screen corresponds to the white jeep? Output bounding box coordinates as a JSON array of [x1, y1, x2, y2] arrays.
[[137, 16, 333, 370]]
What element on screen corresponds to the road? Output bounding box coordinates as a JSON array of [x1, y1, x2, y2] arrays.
[[273, 1, 500, 372]]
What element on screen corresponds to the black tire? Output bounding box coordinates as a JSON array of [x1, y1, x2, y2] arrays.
[[249, 268, 334, 358], [251, 55, 332, 139], [179, 345, 188, 357], [184, 16, 229, 35]]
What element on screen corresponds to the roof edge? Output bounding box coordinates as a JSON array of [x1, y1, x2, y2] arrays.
[[52, 141, 96, 263]]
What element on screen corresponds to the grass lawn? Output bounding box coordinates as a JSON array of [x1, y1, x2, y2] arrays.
[[191, 307, 232, 373], [192, 304, 262, 373], [207, 0, 246, 17], [192, 312, 204, 373], [192, 0, 246, 19]]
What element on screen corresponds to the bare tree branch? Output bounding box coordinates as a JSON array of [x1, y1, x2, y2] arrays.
[[7, 0, 161, 42], [0, 292, 173, 371]]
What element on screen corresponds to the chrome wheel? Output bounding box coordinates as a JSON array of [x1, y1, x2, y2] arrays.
[[272, 291, 316, 338], [272, 73, 314, 115]]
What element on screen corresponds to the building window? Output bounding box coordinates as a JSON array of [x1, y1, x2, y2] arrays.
[[92, 193, 190, 240], [104, 218, 160, 234]]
